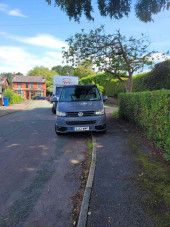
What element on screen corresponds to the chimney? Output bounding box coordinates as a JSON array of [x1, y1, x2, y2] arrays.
[[13, 72, 16, 78]]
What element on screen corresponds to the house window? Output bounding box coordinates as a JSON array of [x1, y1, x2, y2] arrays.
[[30, 83, 33, 89], [26, 83, 29, 88], [37, 83, 41, 89], [18, 83, 21, 88]]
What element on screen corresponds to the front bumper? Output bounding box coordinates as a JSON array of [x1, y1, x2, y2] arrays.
[[55, 115, 106, 133]]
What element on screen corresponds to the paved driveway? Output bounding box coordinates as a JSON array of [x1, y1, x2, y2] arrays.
[[0, 101, 89, 227]]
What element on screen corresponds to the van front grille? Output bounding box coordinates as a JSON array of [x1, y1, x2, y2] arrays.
[[66, 121, 96, 125], [67, 111, 95, 117]]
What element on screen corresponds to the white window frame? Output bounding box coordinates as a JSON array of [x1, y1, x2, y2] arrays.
[[37, 83, 41, 89]]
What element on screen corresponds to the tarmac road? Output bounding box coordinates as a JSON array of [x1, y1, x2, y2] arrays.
[[0, 100, 89, 227]]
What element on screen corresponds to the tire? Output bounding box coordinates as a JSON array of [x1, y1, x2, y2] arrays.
[[56, 131, 62, 136], [52, 106, 56, 114], [55, 125, 62, 135]]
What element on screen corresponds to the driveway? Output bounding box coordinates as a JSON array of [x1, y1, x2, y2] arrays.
[[0, 100, 89, 227]]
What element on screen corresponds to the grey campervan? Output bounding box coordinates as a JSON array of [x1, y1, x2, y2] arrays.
[[55, 85, 107, 134]]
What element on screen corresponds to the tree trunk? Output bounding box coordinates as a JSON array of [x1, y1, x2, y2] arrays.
[[123, 76, 133, 93]]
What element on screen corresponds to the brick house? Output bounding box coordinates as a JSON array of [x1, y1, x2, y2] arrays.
[[12, 75, 46, 99], [0, 76, 10, 92]]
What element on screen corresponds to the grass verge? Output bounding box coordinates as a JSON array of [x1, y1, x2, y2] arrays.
[[112, 109, 119, 118]]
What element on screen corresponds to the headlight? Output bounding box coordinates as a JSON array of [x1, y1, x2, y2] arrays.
[[56, 111, 66, 117], [95, 109, 105, 115]]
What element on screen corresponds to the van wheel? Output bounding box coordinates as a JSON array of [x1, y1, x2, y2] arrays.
[[56, 131, 62, 136], [52, 107, 56, 114], [55, 125, 62, 135]]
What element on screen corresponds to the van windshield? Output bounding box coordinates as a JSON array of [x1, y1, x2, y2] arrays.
[[60, 87, 101, 102], [56, 87, 62, 96]]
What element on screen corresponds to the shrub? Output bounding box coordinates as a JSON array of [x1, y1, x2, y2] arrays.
[[118, 90, 170, 159], [80, 73, 126, 97], [133, 60, 170, 92], [3, 89, 23, 105], [112, 110, 119, 118]]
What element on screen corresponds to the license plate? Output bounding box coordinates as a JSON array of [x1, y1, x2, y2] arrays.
[[74, 127, 89, 131]]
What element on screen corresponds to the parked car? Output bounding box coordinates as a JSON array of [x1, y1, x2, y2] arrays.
[[32, 96, 46, 100], [54, 85, 107, 135]]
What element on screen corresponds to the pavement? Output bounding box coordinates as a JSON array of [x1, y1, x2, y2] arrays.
[[0, 99, 32, 117], [85, 106, 169, 227]]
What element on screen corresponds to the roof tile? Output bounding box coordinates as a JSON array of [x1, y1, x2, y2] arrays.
[[12, 76, 46, 83]]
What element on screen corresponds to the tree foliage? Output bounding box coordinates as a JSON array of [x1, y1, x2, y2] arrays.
[[16, 72, 23, 76], [135, 0, 170, 22], [46, 0, 170, 22], [52, 65, 74, 76], [27, 66, 57, 92], [72, 60, 96, 79], [63, 26, 158, 92]]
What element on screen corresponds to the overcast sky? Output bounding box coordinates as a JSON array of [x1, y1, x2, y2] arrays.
[[0, 0, 170, 75]]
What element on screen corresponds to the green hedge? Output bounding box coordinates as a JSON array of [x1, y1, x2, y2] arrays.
[[118, 90, 170, 159], [3, 89, 23, 105], [80, 60, 170, 97], [133, 60, 170, 92], [80, 73, 126, 97]]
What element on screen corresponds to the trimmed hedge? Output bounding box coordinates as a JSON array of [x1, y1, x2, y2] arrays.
[[80, 73, 126, 97], [133, 60, 170, 92], [118, 90, 170, 158], [3, 89, 23, 105], [80, 60, 170, 97]]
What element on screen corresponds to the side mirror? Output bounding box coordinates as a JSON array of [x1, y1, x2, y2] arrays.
[[52, 96, 59, 102], [102, 95, 108, 102]]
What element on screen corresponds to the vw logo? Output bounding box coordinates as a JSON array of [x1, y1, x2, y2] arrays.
[[78, 112, 83, 117]]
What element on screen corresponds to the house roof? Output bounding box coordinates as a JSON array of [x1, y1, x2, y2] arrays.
[[12, 76, 46, 83]]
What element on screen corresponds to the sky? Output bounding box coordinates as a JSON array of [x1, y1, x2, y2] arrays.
[[0, 0, 170, 75]]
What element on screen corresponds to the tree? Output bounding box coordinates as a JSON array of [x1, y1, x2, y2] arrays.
[[16, 72, 23, 76], [46, 0, 170, 22], [52, 65, 74, 76], [63, 26, 159, 92], [135, 0, 170, 23], [71, 60, 96, 79], [27, 66, 58, 92]]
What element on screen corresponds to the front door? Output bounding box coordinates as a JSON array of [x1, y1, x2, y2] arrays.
[[26, 91, 29, 99]]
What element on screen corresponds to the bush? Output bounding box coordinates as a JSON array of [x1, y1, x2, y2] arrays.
[[112, 110, 119, 118], [80, 73, 126, 97], [3, 89, 23, 105], [118, 90, 170, 159], [133, 60, 170, 92]]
